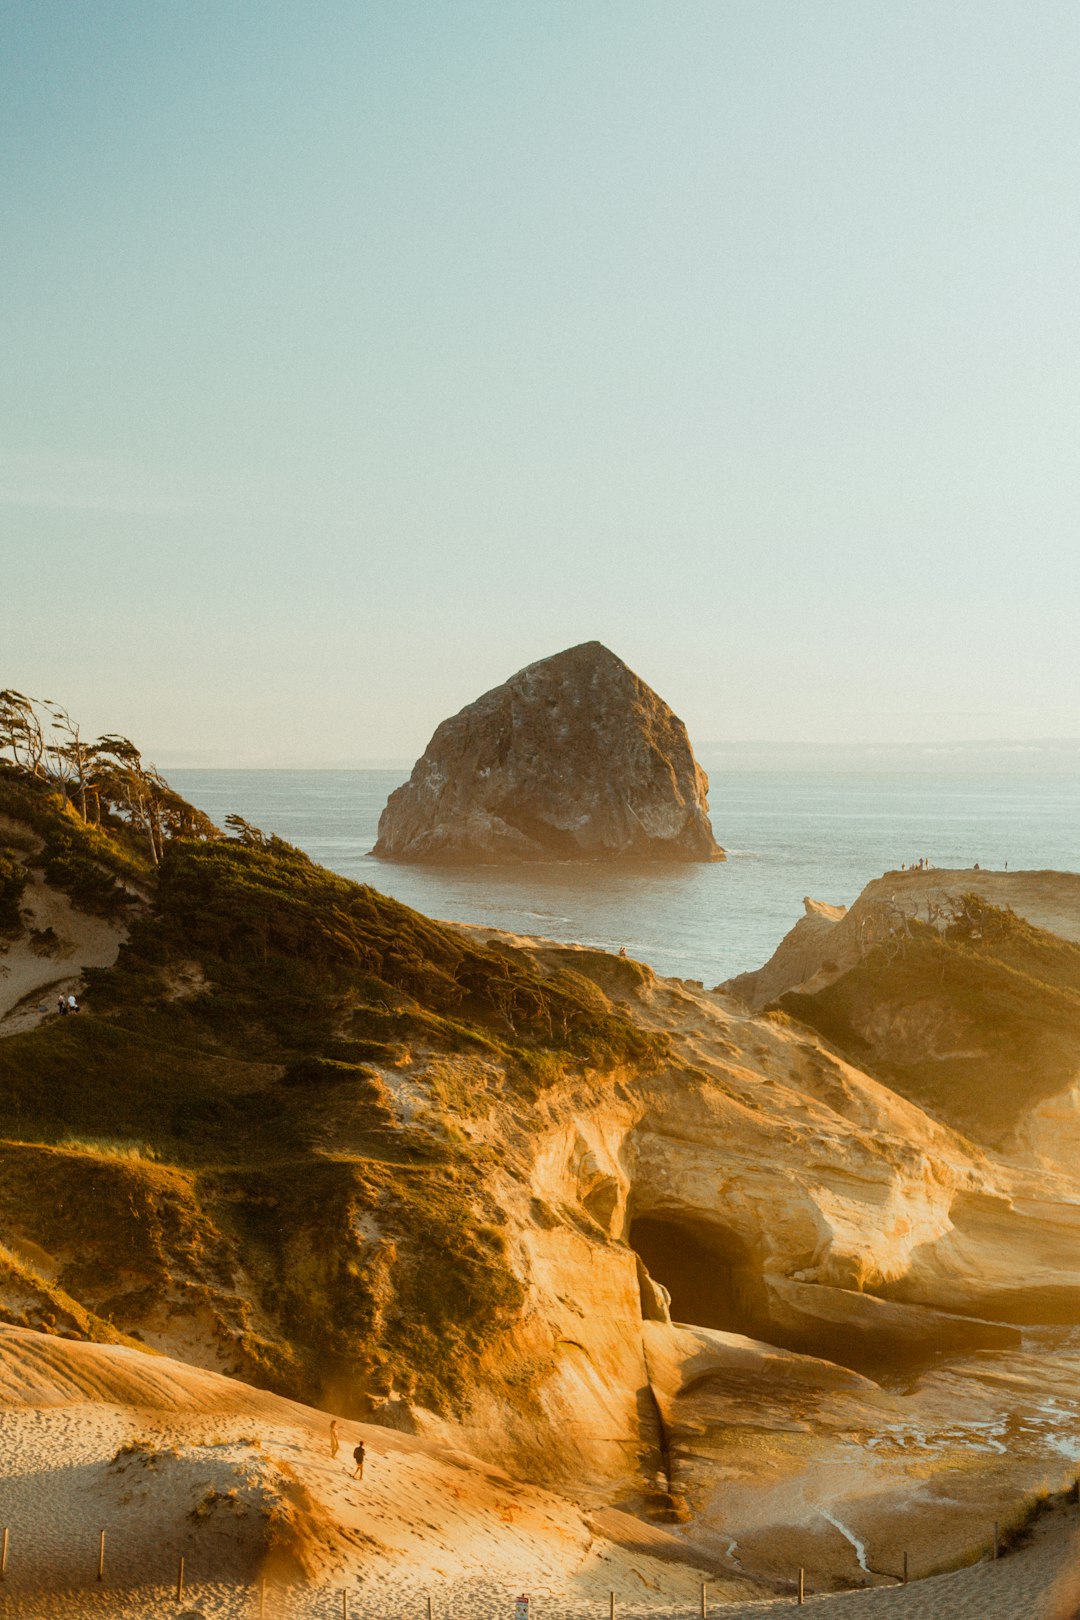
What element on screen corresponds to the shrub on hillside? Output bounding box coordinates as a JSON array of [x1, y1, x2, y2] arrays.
[[0, 850, 26, 934]]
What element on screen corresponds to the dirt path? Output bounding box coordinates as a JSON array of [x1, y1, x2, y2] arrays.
[[0, 870, 126, 1035]]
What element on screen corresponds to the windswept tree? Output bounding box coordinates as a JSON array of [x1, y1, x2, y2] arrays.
[[1, 690, 218, 858], [158, 785, 217, 844], [224, 814, 272, 848], [44, 702, 98, 821], [92, 735, 217, 862], [92, 735, 170, 864], [0, 690, 46, 778]]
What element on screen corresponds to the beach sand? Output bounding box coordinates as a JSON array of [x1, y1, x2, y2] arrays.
[[0, 1324, 752, 1618], [1, 1324, 1078, 1619]]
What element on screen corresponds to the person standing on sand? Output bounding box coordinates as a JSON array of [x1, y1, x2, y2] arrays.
[[352, 1440, 366, 1480], [57, 996, 66, 1017], [329, 1419, 340, 1459]]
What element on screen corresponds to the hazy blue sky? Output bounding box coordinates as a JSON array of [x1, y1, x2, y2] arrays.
[[3, 2, 1079, 764]]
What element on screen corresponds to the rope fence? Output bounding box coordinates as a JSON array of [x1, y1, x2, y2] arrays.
[[0, 1515, 1027, 1612]]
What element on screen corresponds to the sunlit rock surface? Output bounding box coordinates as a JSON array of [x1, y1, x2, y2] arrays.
[[722, 867, 1080, 1011], [6, 793, 1080, 1592], [373, 641, 723, 863]]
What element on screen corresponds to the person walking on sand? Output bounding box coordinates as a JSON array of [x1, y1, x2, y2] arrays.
[[329, 1419, 340, 1459], [352, 1439, 366, 1480]]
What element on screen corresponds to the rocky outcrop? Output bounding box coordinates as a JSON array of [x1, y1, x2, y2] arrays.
[[722, 897, 846, 1011], [762, 1277, 1021, 1362], [721, 868, 1080, 1011], [750, 885, 1080, 1153], [373, 642, 723, 863]]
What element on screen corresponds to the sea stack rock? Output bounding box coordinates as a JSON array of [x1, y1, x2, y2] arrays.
[[374, 641, 724, 864]]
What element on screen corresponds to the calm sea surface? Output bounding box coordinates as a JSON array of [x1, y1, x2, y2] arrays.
[[169, 770, 1080, 985]]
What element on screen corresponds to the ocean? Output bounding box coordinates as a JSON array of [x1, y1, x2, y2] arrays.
[[169, 768, 1080, 986]]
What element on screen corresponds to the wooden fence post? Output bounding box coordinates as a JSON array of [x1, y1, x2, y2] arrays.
[[797, 1566, 804, 1604], [609, 1591, 615, 1620], [1, 1527, 8, 1580], [97, 1529, 105, 1583], [177, 1554, 185, 1600], [701, 1580, 707, 1618]]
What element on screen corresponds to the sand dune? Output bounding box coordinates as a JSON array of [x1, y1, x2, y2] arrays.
[[714, 1512, 1080, 1617], [1, 1323, 1079, 1619], [0, 869, 126, 1035], [0, 1324, 753, 1617]]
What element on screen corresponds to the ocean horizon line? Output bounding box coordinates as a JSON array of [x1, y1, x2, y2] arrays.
[[159, 738, 1080, 775]]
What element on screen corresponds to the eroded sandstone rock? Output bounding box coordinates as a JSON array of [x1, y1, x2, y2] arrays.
[[373, 642, 723, 863], [762, 1276, 1021, 1364], [721, 868, 1080, 1011]]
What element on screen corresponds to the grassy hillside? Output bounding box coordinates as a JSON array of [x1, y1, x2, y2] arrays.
[[777, 898, 1080, 1147], [0, 770, 664, 1413]]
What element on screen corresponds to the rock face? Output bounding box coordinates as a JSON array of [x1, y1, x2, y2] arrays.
[[722, 868, 1080, 1011], [373, 642, 723, 863]]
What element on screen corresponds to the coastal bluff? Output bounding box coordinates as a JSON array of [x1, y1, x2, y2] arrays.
[[373, 641, 724, 864]]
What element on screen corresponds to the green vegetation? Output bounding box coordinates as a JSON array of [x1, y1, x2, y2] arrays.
[[0, 1238, 141, 1346], [0, 850, 26, 933], [1, 689, 216, 866], [0, 770, 150, 917], [142, 832, 662, 1081], [778, 899, 1080, 1146], [0, 709, 665, 1413]]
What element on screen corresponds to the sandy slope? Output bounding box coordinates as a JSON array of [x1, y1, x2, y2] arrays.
[[709, 1512, 1080, 1617], [1, 1324, 1078, 1619], [0, 871, 125, 1034], [0, 1325, 752, 1618], [717, 1513, 1080, 1618]]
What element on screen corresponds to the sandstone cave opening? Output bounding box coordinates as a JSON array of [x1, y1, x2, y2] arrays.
[[628, 1215, 764, 1336]]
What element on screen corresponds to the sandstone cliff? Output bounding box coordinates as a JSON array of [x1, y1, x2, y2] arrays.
[[373, 641, 723, 863], [721, 869, 1080, 1158], [723, 867, 1080, 1011], [5, 757, 1080, 1592]]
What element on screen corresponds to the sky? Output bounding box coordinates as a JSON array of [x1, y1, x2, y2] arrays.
[[2, 1, 1079, 766]]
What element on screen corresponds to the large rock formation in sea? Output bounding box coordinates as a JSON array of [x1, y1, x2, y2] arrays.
[[373, 641, 724, 863]]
